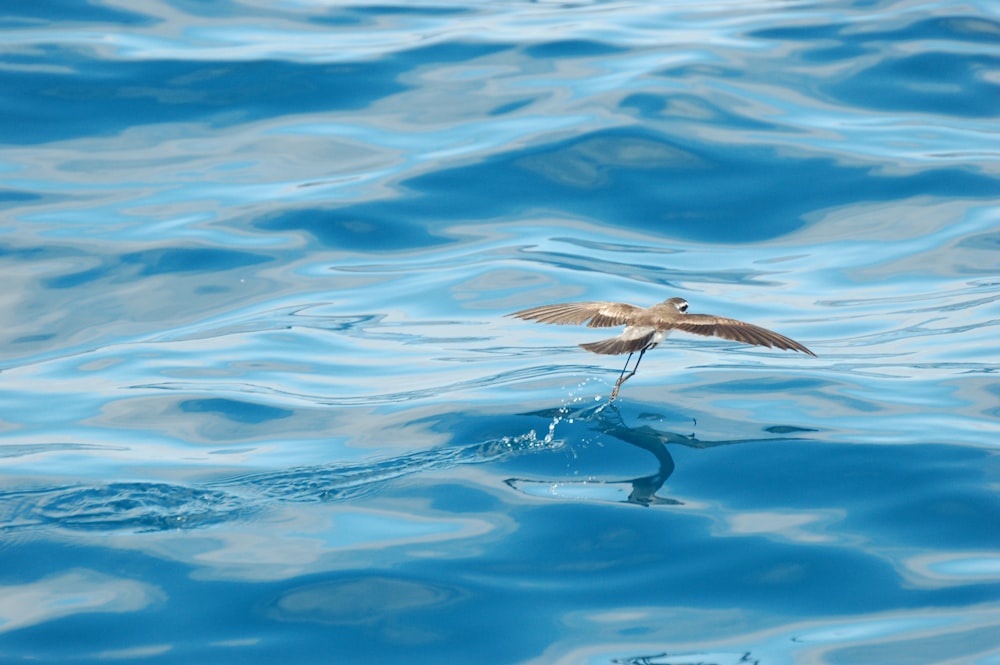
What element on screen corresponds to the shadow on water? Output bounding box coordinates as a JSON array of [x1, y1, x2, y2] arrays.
[[0, 400, 812, 533]]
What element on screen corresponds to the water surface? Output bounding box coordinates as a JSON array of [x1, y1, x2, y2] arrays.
[[1, 1, 999, 663]]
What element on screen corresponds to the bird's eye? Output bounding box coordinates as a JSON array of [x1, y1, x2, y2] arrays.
[[678, 302, 688, 312]]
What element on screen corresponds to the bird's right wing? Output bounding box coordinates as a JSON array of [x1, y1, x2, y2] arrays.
[[671, 314, 815, 355], [509, 302, 640, 328]]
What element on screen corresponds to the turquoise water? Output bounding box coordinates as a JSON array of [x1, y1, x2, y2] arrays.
[[2, 1, 999, 663]]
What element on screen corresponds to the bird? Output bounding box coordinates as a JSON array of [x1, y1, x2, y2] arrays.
[[509, 297, 815, 400]]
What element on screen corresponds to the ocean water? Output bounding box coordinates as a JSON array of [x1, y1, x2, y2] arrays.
[[1, 0, 999, 663]]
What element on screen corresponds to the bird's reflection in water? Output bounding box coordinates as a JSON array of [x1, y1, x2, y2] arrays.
[[506, 402, 797, 507]]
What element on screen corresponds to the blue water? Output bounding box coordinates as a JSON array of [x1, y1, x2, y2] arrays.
[[2, 1, 999, 663]]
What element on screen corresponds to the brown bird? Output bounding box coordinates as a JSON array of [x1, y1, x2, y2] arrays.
[[510, 297, 815, 400]]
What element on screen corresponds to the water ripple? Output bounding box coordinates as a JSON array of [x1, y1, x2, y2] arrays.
[[0, 430, 561, 534]]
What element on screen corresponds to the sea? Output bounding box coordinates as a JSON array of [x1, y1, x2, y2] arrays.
[[1, 1, 998, 663]]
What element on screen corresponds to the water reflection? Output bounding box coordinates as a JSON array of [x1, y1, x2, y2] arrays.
[[268, 576, 464, 631], [506, 402, 812, 507], [0, 569, 163, 634], [0, 399, 815, 533]]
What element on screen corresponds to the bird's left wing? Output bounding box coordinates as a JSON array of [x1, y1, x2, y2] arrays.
[[509, 301, 640, 328]]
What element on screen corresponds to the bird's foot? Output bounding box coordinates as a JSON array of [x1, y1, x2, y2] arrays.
[[609, 370, 636, 402]]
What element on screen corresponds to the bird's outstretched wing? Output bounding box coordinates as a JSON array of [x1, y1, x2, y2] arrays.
[[509, 302, 641, 328], [668, 314, 815, 356]]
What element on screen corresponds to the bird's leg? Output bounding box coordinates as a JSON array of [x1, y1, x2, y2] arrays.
[[614, 352, 634, 386], [609, 348, 648, 401]]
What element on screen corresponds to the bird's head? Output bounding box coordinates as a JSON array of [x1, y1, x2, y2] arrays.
[[664, 297, 689, 313]]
